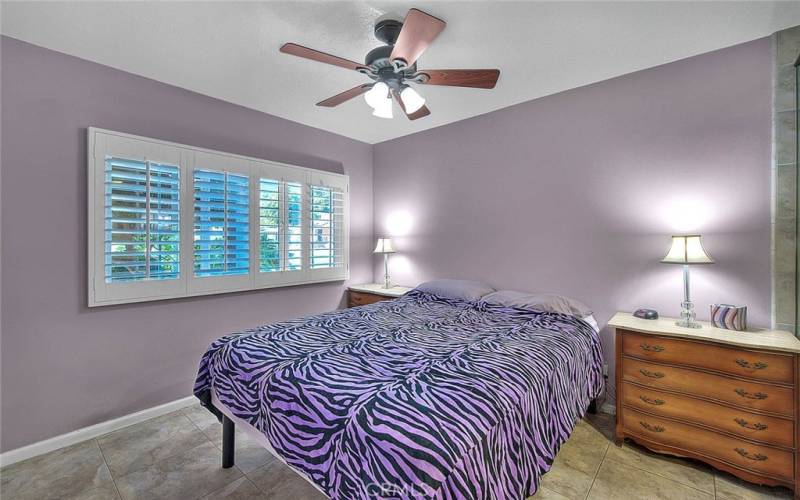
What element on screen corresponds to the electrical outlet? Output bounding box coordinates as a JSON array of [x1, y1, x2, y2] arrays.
[[602, 364, 609, 377]]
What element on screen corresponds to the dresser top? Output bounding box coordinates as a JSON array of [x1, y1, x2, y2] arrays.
[[609, 312, 800, 354], [348, 283, 414, 297]]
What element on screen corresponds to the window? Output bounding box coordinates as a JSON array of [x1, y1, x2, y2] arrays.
[[88, 128, 349, 306], [259, 178, 281, 273], [285, 182, 303, 271], [104, 157, 180, 282], [309, 185, 344, 269], [193, 170, 250, 277], [258, 179, 303, 274]]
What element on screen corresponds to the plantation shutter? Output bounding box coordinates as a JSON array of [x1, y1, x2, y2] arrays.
[[193, 169, 250, 277], [259, 178, 281, 272], [304, 169, 348, 282], [89, 128, 348, 307], [309, 185, 345, 269], [285, 182, 303, 271], [259, 178, 304, 273], [104, 157, 180, 282]]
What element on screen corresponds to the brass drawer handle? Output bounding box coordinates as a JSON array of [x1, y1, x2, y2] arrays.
[[639, 395, 665, 406], [734, 418, 768, 431], [640, 343, 665, 352], [735, 359, 768, 370], [639, 421, 665, 433], [639, 369, 665, 379], [734, 388, 768, 400], [734, 448, 767, 461]]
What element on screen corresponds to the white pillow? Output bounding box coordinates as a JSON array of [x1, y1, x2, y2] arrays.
[[413, 279, 495, 301], [583, 314, 600, 332], [482, 290, 593, 318]]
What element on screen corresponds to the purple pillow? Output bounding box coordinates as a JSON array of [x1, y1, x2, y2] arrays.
[[413, 279, 495, 301], [482, 290, 592, 317]]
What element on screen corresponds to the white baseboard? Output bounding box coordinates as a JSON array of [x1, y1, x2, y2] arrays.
[[0, 396, 197, 468]]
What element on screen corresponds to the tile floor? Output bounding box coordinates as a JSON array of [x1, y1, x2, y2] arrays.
[[0, 406, 793, 499], [532, 413, 792, 500]]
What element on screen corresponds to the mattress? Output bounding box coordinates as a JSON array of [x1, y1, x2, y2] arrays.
[[195, 290, 604, 499]]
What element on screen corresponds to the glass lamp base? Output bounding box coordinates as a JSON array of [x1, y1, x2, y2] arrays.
[[676, 300, 702, 329], [382, 253, 391, 289]]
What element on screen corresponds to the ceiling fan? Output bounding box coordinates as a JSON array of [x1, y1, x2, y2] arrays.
[[280, 8, 500, 120]]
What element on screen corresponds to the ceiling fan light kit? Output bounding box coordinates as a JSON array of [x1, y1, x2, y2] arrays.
[[279, 8, 500, 120], [399, 86, 425, 114], [364, 82, 390, 109], [371, 94, 394, 119]]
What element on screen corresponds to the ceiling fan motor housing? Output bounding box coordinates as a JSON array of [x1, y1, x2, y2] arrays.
[[366, 19, 417, 88], [374, 18, 403, 45], [365, 50, 418, 89], [364, 45, 393, 67]]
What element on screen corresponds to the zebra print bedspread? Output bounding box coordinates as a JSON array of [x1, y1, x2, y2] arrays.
[[194, 291, 604, 499]]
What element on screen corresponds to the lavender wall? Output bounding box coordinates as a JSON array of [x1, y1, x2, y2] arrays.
[[373, 37, 773, 403], [0, 34, 774, 451], [0, 37, 373, 452]]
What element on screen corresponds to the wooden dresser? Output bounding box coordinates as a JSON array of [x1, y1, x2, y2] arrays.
[[347, 284, 413, 308], [609, 312, 800, 498]]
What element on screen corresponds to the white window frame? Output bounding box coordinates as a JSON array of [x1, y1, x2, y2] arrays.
[[88, 127, 349, 307]]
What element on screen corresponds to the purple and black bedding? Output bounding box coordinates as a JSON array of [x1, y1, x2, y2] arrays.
[[194, 290, 604, 499]]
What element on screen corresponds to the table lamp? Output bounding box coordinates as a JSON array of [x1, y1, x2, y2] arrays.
[[374, 238, 395, 289], [661, 235, 714, 328]]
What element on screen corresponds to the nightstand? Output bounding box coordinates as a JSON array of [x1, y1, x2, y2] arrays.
[[347, 283, 413, 308], [609, 312, 800, 497]]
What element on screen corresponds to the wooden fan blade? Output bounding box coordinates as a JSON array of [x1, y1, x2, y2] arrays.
[[407, 104, 431, 120], [317, 84, 373, 107], [280, 43, 369, 72], [416, 69, 500, 89], [390, 9, 446, 68], [393, 90, 431, 120]]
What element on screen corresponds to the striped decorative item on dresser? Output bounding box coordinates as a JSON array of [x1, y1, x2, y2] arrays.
[[711, 304, 748, 331]]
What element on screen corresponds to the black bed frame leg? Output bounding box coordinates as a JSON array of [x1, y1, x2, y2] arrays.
[[222, 415, 235, 468], [588, 399, 598, 414]]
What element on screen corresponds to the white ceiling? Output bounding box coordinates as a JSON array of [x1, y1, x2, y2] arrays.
[[3, 1, 800, 144]]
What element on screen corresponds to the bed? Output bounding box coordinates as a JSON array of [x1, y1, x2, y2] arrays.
[[194, 289, 604, 499]]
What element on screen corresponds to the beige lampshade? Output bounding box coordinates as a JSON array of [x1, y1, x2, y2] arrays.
[[661, 235, 714, 264], [373, 238, 395, 254]]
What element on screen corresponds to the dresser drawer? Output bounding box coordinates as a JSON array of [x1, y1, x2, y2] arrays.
[[621, 331, 794, 384], [623, 408, 794, 481], [621, 382, 794, 448], [348, 291, 391, 308], [622, 358, 795, 416]]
